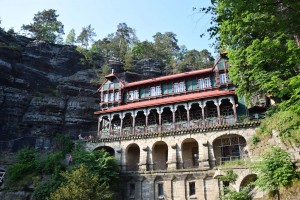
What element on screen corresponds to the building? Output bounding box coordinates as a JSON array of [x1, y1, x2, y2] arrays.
[[89, 53, 261, 200]]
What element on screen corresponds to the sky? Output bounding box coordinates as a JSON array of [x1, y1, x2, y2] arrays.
[[0, 0, 215, 54]]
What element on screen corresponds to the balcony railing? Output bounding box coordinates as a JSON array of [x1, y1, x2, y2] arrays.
[[99, 116, 236, 138]]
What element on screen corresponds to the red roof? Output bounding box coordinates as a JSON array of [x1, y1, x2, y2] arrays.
[[94, 89, 235, 115], [124, 68, 213, 88]]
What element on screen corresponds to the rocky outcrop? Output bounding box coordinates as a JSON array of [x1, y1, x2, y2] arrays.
[[0, 30, 100, 151]]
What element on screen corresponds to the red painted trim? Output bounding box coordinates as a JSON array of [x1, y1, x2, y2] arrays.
[[94, 90, 235, 115]]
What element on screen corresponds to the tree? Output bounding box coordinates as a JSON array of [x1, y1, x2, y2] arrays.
[[49, 165, 112, 200], [77, 24, 96, 48], [21, 9, 64, 43], [65, 28, 76, 45], [201, 1, 300, 111], [253, 146, 297, 200]]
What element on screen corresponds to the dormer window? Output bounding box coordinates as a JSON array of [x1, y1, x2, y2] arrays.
[[109, 93, 114, 102], [115, 92, 119, 101], [109, 83, 114, 89], [220, 73, 229, 84], [104, 93, 108, 102]]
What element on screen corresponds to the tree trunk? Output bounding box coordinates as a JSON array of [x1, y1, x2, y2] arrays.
[[276, 189, 280, 200]]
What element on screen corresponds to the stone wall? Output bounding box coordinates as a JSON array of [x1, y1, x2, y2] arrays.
[[87, 126, 257, 200]]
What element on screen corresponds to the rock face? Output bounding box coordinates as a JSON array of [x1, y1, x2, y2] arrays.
[[0, 30, 99, 151]]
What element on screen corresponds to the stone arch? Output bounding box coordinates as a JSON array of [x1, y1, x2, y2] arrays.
[[212, 134, 247, 166], [93, 145, 115, 156], [235, 171, 257, 192], [152, 141, 168, 170], [126, 143, 140, 171], [181, 138, 199, 169]]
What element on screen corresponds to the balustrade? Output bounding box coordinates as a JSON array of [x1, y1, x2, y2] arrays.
[[99, 116, 238, 138]]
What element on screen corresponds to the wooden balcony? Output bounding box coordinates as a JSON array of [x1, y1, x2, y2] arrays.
[[99, 116, 236, 139]]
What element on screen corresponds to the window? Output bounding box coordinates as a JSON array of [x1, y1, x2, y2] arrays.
[[128, 91, 134, 100], [129, 183, 135, 198], [189, 182, 196, 196], [151, 87, 156, 96], [198, 79, 204, 90], [104, 94, 108, 102], [198, 78, 211, 89], [179, 82, 185, 92], [109, 93, 114, 102], [134, 90, 139, 99], [114, 92, 119, 101], [174, 83, 179, 93], [220, 73, 228, 84], [156, 86, 161, 96], [158, 183, 164, 197], [109, 83, 114, 89], [204, 78, 211, 88]]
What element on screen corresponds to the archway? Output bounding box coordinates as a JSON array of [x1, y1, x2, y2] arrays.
[[135, 111, 146, 134], [181, 138, 199, 169], [190, 103, 203, 128], [93, 146, 115, 157], [161, 107, 173, 131], [240, 174, 257, 192], [219, 98, 234, 125], [147, 109, 159, 132], [213, 134, 246, 165], [175, 105, 188, 130], [123, 113, 133, 136], [204, 100, 218, 127], [152, 141, 168, 170], [111, 114, 121, 136], [126, 143, 140, 171]]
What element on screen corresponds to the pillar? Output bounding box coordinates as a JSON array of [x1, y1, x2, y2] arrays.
[[230, 97, 238, 122], [145, 114, 149, 133], [139, 146, 149, 171], [199, 141, 210, 169], [132, 113, 136, 135], [97, 117, 101, 137], [215, 99, 221, 124], [120, 115, 124, 136], [158, 109, 162, 132], [187, 104, 191, 129], [167, 144, 178, 170]]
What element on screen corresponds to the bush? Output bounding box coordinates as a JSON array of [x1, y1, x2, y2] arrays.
[[251, 135, 260, 145]]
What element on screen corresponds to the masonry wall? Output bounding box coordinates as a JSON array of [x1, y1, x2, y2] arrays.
[[87, 126, 257, 200]]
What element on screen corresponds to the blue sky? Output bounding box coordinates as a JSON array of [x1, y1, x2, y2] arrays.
[[0, 0, 215, 54]]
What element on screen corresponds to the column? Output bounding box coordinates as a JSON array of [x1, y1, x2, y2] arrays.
[[215, 99, 221, 125], [167, 144, 178, 170], [199, 141, 210, 169], [139, 146, 149, 171], [158, 109, 162, 132], [230, 97, 237, 122], [132, 113, 136, 135], [187, 104, 191, 129], [145, 114, 149, 133], [172, 107, 176, 130], [200, 102, 205, 127], [108, 115, 112, 135], [97, 117, 101, 137], [120, 115, 124, 136]]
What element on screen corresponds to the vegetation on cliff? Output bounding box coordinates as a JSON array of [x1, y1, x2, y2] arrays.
[[5, 135, 119, 200]]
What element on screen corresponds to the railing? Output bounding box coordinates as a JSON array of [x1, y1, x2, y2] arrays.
[[99, 116, 237, 138], [219, 156, 242, 165]]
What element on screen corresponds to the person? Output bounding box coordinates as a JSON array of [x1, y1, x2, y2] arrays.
[[68, 154, 73, 165]]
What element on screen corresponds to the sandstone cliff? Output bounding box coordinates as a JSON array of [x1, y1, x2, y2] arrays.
[[0, 30, 100, 151]]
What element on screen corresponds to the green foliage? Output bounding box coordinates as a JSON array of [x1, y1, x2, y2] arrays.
[[39, 152, 64, 174], [49, 165, 113, 200], [77, 24, 96, 48], [71, 146, 119, 187], [218, 169, 238, 183], [222, 187, 251, 200], [251, 135, 261, 145], [53, 133, 73, 155], [260, 111, 300, 139], [21, 9, 64, 43], [33, 169, 64, 200], [201, 0, 300, 115], [6, 148, 38, 188], [253, 146, 297, 195], [65, 28, 76, 45]]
